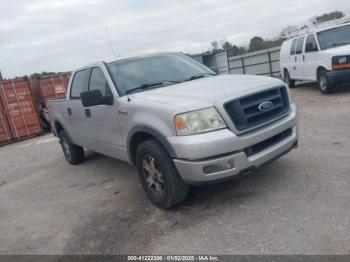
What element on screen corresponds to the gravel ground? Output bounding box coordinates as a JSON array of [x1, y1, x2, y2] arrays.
[[0, 82, 349, 255]]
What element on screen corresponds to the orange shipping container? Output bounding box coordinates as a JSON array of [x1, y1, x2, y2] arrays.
[[0, 80, 42, 141], [29, 73, 70, 104], [0, 99, 13, 145]]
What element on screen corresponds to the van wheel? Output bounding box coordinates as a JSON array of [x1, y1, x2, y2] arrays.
[[284, 70, 295, 88], [58, 130, 85, 165], [318, 69, 334, 94], [136, 139, 189, 208]]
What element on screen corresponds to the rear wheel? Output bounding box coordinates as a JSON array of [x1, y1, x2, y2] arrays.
[[284, 70, 295, 88], [318, 69, 334, 94], [58, 130, 85, 165], [136, 139, 189, 208]]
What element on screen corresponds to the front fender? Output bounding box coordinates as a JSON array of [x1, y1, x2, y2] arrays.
[[127, 125, 177, 164]]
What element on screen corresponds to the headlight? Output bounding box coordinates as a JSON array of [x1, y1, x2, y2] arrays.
[[332, 56, 350, 70], [338, 56, 347, 64], [175, 107, 226, 135]]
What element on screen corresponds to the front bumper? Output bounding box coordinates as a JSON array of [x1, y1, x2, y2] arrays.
[[327, 68, 350, 84], [169, 103, 298, 183]]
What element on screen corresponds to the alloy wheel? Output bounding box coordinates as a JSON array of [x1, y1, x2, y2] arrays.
[[319, 75, 327, 91], [61, 138, 72, 161], [142, 155, 165, 198]]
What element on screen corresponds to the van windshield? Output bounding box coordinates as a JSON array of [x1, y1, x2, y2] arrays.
[[317, 24, 350, 50], [107, 53, 214, 95]]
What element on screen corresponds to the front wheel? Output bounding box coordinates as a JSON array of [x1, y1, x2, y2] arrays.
[[318, 69, 334, 94], [136, 139, 189, 208]]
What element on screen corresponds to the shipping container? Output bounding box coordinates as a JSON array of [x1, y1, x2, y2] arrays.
[[0, 99, 13, 145], [29, 73, 70, 131], [29, 73, 70, 105], [0, 79, 42, 141]]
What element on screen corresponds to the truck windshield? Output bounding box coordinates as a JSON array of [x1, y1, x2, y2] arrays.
[[107, 53, 215, 95], [317, 24, 350, 50]]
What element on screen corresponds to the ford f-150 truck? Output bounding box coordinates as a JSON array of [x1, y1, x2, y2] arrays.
[[48, 52, 298, 208]]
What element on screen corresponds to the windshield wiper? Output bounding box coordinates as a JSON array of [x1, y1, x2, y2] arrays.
[[323, 42, 349, 49], [184, 72, 217, 82], [126, 80, 180, 94]]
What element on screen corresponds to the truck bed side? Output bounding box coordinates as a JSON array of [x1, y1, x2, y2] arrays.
[[47, 99, 71, 136]]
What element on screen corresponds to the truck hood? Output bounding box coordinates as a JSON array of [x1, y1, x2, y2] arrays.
[[130, 74, 285, 111], [322, 44, 350, 56]]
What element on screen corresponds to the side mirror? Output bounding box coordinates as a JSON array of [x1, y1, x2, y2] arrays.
[[80, 89, 113, 107]]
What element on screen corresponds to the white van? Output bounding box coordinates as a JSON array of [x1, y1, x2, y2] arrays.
[[280, 20, 350, 94]]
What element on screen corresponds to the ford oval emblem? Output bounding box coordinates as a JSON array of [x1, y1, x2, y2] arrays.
[[258, 101, 274, 112]]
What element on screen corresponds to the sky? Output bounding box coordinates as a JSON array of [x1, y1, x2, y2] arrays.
[[0, 0, 349, 78]]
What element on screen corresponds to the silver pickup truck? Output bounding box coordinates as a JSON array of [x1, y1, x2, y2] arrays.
[[48, 52, 298, 208]]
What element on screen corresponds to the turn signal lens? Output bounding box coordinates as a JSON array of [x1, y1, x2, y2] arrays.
[[332, 63, 350, 70], [175, 117, 186, 130]]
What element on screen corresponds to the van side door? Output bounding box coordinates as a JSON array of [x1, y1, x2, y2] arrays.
[[294, 36, 306, 79], [304, 34, 319, 81], [288, 38, 297, 79]]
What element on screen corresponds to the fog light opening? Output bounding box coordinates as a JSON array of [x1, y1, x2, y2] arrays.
[[203, 159, 235, 174]]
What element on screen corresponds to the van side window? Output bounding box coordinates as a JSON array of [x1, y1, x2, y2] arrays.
[[70, 69, 89, 99], [290, 39, 297, 55], [295, 36, 305, 55], [89, 67, 112, 97], [305, 34, 319, 53]]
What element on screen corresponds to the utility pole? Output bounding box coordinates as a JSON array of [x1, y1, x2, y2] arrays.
[[0, 70, 3, 81]]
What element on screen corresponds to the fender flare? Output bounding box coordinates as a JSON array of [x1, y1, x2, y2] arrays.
[[53, 119, 73, 142], [127, 126, 177, 163]]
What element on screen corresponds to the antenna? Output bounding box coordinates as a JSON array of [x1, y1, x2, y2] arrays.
[[105, 26, 116, 57]]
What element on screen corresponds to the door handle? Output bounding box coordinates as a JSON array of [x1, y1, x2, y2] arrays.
[[67, 108, 72, 115], [303, 55, 305, 61], [295, 56, 297, 62], [85, 109, 91, 118], [118, 108, 128, 114]]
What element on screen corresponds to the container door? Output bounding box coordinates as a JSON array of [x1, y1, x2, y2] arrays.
[[0, 96, 13, 145], [0, 80, 42, 141], [52, 75, 67, 99]]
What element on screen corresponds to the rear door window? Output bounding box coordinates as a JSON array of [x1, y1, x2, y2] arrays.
[[88, 67, 112, 97], [305, 34, 319, 52], [295, 36, 305, 55], [290, 39, 297, 55], [70, 69, 89, 99]]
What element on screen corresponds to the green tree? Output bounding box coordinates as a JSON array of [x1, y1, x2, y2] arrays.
[[315, 11, 345, 23], [211, 41, 219, 53], [29, 71, 56, 80], [249, 36, 264, 52], [222, 41, 232, 51]]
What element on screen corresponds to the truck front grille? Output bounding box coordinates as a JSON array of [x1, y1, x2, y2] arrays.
[[224, 86, 290, 131]]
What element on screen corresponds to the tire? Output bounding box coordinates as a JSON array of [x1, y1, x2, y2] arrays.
[[284, 70, 295, 88], [318, 69, 334, 94], [58, 130, 85, 165], [136, 139, 189, 208]]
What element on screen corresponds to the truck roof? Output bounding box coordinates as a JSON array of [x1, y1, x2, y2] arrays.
[[74, 52, 181, 72]]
